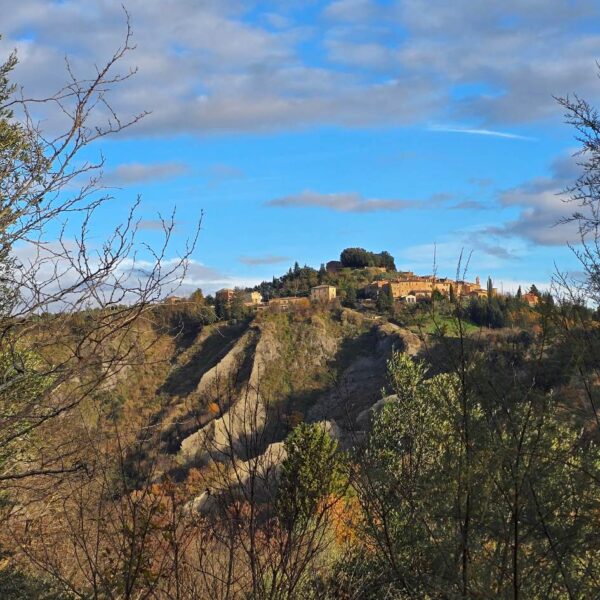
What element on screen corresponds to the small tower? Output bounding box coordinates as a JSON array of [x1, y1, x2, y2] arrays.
[[476, 276, 480, 287]]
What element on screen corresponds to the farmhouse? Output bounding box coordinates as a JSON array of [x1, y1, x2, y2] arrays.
[[310, 285, 337, 302]]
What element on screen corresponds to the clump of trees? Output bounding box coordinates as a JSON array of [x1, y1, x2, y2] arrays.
[[375, 285, 394, 313], [466, 295, 508, 328], [253, 263, 320, 300], [464, 287, 554, 329], [154, 289, 217, 337], [214, 288, 249, 321], [314, 347, 600, 598], [340, 247, 396, 270]]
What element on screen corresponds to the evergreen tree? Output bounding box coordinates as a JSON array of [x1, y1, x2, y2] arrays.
[[230, 289, 246, 320], [189, 288, 204, 304], [276, 422, 346, 529], [376, 286, 394, 313], [215, 295, 230, 320], [516, 285, 522, 299], [343, 285, 357, 308], [318, 263, 327, 283]]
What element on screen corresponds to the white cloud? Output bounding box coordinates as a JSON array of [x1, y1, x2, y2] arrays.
[[179, 260, 262, 295], [428, 125, 534, 140], [264, 189, 465, 212], [102, 162, 189, 186], [9, 240, 259, 306], [486, 152, 583, 245], [264, 190, 417, 212], [239, 255, 289, 266]]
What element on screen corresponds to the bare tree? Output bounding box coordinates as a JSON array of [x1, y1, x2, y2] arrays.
[[0, 11, 199, 493], [0, 16, 202, 600]]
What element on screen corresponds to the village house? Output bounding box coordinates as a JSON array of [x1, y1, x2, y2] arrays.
[[163, 295, 184, 305], [385, 277, 453, 300], [310, 284, 337, 302], [454, 277, 495, 297]]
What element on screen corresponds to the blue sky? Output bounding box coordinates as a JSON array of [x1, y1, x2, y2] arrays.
[[2, 0, 600, 294]]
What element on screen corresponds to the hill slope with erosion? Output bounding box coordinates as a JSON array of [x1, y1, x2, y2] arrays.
[[101, 307, 423, 483]]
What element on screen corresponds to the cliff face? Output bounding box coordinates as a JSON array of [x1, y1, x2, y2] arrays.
[[115, 308, 422, 481]]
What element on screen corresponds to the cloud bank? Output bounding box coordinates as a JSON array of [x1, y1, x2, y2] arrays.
[[2, 0, 599, 136]]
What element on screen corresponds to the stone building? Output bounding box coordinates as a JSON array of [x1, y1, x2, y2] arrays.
[[326, 260, 343, 273], [386, 277, 452, 299], [372, 273, 489, 302], [215, 288, 235, 305], [310, 285, 337, 302]]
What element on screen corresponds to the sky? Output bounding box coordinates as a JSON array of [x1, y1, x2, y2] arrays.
[[2, 0, 600, 295]]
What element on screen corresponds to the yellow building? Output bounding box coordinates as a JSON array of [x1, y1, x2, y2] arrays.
[[310, 285, 337, 302], [244, 291, 263, 306], [386, 278, 451, 299], [381, 274, 487, 301]]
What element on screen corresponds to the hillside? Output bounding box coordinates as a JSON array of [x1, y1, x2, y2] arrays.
[[107, 307, 424, 483], [4, 285, 600, 599]]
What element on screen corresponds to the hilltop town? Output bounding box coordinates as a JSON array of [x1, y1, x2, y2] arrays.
[[205, 247, 540, 316]]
